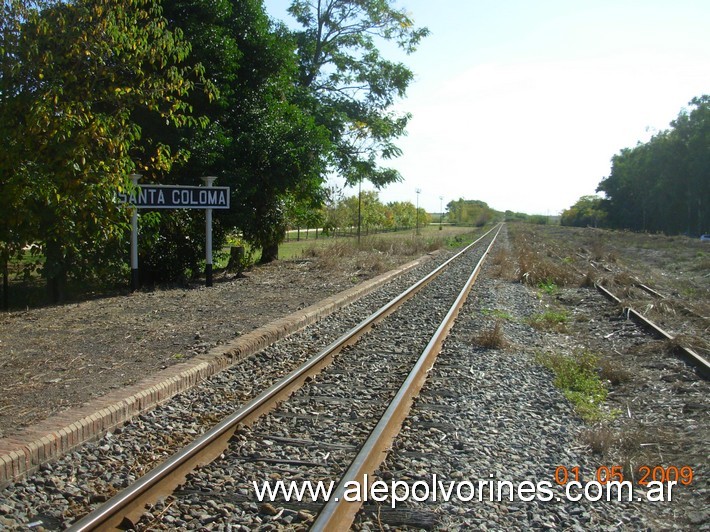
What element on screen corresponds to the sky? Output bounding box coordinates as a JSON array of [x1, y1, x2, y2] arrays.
[[263, 0, 710, 215]]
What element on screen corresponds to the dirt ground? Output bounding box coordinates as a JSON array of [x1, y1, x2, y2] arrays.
[[0, 246, 422, 439]]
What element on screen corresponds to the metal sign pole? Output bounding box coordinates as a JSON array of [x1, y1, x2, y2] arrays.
[[201, 176, 217, 287], [129, 174, 142, 291]]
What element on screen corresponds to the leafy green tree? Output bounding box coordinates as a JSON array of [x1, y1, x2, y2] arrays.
[[0, 1, 33, 296], [668, 95, 710, 235], [284, 191, 326, 239], [1, 0, 206, 300], [447, 198, 496, 226], [597, 95, 709, 235], [359, 191, 386, 234], [504, 210, 529, 222], [287, 0, 428, 188], [386, 201, 416, 229], [561, 195, 607, 228], [160, 0, 330, 265]]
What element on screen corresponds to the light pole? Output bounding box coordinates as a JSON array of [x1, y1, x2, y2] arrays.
[[415, 188, 421, 236], [357, 178, 362, 245], [439, 195, 444, 231]]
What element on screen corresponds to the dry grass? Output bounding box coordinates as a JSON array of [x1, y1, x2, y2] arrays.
[[581, 269, 597, 287], [667, 333, 710, 357], [597, 357, 632, 385], [690, 255, 710, 272], [508, 227, 581, 288], [367, 235, 444, 255], [489, 248, 517, 281], [640, 300, 678, 319], [590, 235, 605, 261], [301, 233, 455, 279], [581, 421, 677, 482], [516, 248, 579, 287], [612, 271, 634, 287], [475, 320, 507, 349], [353, 252, 388, 276], [580, 424, 618, 455]]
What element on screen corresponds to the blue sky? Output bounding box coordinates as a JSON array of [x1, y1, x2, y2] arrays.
[[264, 0, 710, 214]]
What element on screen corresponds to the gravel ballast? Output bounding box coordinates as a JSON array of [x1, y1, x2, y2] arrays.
[[0, 225, 707, 530]]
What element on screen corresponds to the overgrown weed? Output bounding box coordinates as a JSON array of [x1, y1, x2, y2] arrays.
[[475, 320, 507, 349], [536, 350, 608, 422], [528, 310, 568, 332]]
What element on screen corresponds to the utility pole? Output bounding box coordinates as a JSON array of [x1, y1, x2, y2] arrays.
[[439, 195, 443, 231], [357, 178, 362, 245], [415, 188, 421, 236]]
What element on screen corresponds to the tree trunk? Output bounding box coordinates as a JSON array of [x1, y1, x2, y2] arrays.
[[45, 240, 67, 304], [2, 250, 8, 311], [260, 243, 279, 264]]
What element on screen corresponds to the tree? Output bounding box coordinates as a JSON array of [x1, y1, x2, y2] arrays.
[[669, 95, 710, 235], [387, 201, 416, 229], [596, 95, 709, 235], [561, 195, 607, 228], [288, 0, 428, 188], [0, 0, 206, 300], [447, 198, 496, 226], [160, 0, 330, 265]]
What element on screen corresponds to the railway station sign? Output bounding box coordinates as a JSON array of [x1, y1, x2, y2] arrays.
[[123, 176, 229, 290], [118, 184, 230, 209]]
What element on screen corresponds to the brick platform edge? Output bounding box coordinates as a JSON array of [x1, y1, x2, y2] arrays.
[[0, 253, 435, 485]]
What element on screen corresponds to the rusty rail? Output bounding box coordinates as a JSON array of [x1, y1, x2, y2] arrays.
[[311, 224, 501, 530], [67, 226, 500, 531], [595, 283, 709, 379]]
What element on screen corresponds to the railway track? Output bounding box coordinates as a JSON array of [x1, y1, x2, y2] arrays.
[[55, 225, 500, 529], [536, 231, 709, 378], [350, 227, 708, 530], [594, 283, 710, 378], [581, 254, 710, 378], [2, 223, 707, 530]]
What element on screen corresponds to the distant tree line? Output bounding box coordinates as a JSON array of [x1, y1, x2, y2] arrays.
[[0, 0, 428, 301], [447, 199, 499, 226], [563, 96, 709, 235], [442, 198, 549, 226], [284, 189, 430, 238]]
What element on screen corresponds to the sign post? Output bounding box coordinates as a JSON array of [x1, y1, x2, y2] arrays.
[[202, 176, 217, 287], [129, 174, 142, 291], [119, 179, 230, 289]]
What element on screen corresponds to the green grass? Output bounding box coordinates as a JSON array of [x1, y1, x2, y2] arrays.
[[537, 279, 558, 295], [481, 308, 514, 321], [276, 225, 481, 261], [536, 351, 608, 422], [528, 309, 568, 331]]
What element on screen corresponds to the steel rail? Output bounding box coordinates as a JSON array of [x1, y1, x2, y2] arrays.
[[67, 225, 500, 531], [310, 224, 502, 531], [595, 283, 710, 379], [632, 278, 707, 321], [633, 279, 666, 300]]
